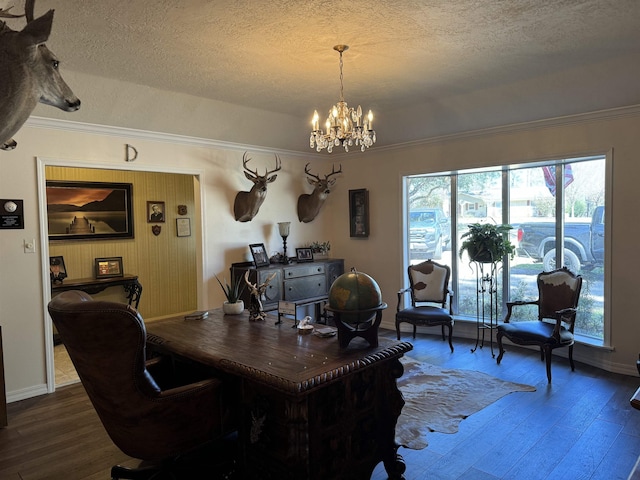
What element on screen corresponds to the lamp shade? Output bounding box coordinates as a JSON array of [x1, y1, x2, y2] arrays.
[[278, 222, 290, 237]]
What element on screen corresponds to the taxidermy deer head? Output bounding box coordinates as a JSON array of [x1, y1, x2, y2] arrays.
[[297, 163, 342, 223], [233, 152, 281, 222], [0, 0, 81, 151]]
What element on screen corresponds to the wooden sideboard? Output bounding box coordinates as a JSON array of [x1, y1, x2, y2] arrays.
[[231, 259, 344, 320]]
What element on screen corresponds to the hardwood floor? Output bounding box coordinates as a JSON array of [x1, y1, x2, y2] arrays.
[[1, 330, 639, 479], [372, 331, 640, 480]]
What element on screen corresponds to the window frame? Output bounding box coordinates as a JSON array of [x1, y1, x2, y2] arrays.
[[403, 152, 612, 347]]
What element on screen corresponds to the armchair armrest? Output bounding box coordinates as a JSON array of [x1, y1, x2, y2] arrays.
[[503, 300, 539, 323], [158, 377, 222, 399], [549, 307, 578, 337], [447, 288, 454, 315], [397, 287, 411, 312]]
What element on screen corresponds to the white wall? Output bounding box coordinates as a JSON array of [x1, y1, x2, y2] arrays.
[[2, 105, 639, 402]]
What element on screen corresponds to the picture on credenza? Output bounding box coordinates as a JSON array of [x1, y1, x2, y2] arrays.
[[249, 243, 269, 267]]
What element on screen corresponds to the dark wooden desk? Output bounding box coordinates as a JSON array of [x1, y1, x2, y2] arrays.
[[146, 309, 413, 480], [51, 274, 142, 308]]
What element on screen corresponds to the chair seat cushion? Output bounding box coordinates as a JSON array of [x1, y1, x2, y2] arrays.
[[497, 321, 573, 346], [396, 306, 452, 326]]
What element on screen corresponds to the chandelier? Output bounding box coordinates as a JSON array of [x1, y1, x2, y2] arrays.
[[310, 45, 376, 153]]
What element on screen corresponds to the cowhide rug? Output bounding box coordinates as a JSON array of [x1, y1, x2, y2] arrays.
[[396, 357, 536, 449]]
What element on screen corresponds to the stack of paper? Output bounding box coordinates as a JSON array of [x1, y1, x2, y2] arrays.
[[313, 326, 337, 338], [184, 311, 209, 321]]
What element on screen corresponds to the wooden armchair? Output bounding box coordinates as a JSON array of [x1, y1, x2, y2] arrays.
[[496, 267, 582, 383], [48, 290, 236, 479], [396, 260, 454, 352]]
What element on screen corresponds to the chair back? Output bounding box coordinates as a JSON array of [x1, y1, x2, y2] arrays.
[[537, 267, 582, 323], [408, 260, 451, 306], [48, 290, 219, 461]]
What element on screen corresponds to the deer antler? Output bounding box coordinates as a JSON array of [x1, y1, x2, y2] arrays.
[[304, 163, 321, 181], [325, 164, 343, 180], [264, 155, 281, 176], [0, 6, 24, 18], [242, 152, 258, 178]]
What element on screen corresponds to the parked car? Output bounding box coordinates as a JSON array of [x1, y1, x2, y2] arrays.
[[516, 206, 604, 273], [409, 208, 451, 260]]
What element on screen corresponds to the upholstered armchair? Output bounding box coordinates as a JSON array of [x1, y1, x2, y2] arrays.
[[496, 267, 582, 383], [396, 259, 454, 352], [47, 290, 236, 479]]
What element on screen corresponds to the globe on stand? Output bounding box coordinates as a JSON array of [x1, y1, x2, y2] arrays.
[[326, 268, 387, 348]]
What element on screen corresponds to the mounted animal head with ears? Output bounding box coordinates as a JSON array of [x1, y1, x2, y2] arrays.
[[233, 152, 281, 222], [0, 0, 81, 151], [297, 163, 342, 223]]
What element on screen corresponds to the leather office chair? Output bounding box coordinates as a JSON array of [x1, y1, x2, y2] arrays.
[[396, 260, 454, 352], [496, 267, 582, 383], [48, 291, 235, 479]]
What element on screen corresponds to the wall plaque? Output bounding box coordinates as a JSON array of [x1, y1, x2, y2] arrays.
[[1, 199, 24, 229]]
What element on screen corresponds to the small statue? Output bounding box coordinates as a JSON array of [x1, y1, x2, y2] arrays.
[[244, 271, 277, 321]]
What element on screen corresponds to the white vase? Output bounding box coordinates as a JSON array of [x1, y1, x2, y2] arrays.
[[223, 300, 244, 315]]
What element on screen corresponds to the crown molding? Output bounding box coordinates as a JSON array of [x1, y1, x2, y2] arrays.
[[26, 104, 640, 156]]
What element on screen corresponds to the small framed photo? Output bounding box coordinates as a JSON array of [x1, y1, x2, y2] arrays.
[[349, 188, 369, 238], [147, 201, 165, 223], [249, 243, 270, 267], [176, 218, 191, 237], [296, 247, 314, 263], [95, 257, 124, 279], [49, 256, 67, 283]]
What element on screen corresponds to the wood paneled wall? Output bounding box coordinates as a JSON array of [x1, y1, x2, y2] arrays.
[[46, 167, 197, 319]]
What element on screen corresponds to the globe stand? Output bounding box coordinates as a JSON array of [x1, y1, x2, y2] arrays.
[[325, 303, 387, 349]]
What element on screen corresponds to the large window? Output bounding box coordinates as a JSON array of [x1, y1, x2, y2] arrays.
[[404, 155, 607, 343]]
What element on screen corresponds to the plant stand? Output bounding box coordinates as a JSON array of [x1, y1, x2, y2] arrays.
[[470, 260, 499, 357]]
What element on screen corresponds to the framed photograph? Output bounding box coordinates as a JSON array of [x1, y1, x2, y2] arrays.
[[296, 247, 314, 263], [176, 218, 191, 237], [147, 201, 166, 223], [249, 243, 270, 267], [46, 181, 134, 241], [349, 188, 369, 238], [94, 257, 124, 279], [49, 256, 67, 283]]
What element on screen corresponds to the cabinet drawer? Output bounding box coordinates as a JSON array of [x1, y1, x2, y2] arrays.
[[284, 275, 326, 301], [258, 270, 282, 306], [284, 264, 325, 279]]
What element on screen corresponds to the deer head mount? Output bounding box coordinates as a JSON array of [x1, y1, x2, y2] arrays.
[[297, 163, 342, 223], [233, 152, 281, 222], [0, 0, 81, 151]]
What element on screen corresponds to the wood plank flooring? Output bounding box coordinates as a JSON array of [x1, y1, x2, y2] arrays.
[[372, 331, 640, 480], [1, 330, 639, 479]]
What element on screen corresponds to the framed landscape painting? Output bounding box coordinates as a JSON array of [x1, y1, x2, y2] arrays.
[[46, 181, 134, 241]]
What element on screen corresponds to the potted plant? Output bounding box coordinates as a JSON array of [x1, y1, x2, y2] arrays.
[[459, 223, 516, 263], [215, 273, 246, 314], [309, 241, 331, 259]]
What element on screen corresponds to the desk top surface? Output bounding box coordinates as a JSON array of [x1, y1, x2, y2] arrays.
[[146, 309, 412, 395]]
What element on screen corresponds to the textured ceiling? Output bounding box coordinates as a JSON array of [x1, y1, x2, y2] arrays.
[[3, 0, 640, 151]]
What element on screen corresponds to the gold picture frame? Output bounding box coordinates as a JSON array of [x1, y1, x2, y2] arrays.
[[94, 257, 124, 279]]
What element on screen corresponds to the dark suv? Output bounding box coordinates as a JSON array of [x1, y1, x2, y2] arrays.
[[409, 208, 451, 259]]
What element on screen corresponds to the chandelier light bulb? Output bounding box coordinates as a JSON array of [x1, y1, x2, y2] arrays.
[[309, 45, 376, 154]]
